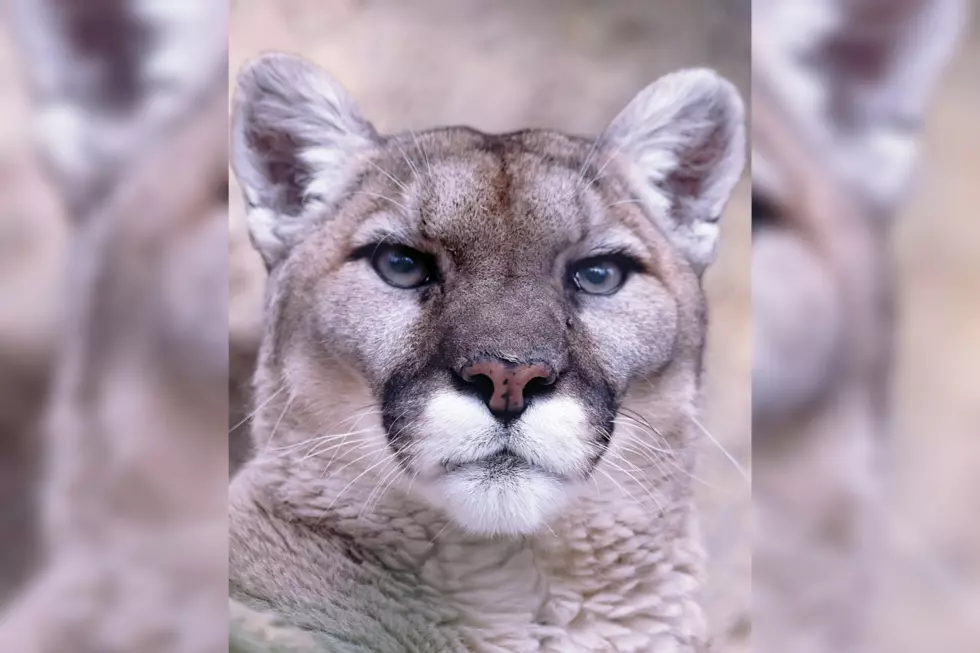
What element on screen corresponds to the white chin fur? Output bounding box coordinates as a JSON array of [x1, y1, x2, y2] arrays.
[[412, 391, 593, 535], [430, 466, 568, 536]]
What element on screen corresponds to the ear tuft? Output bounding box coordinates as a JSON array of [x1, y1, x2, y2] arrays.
[[231, 53, 377, 268], [602, 68, 746, 272]]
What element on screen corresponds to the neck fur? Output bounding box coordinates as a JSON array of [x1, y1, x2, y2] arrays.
[[237, 365, 707, 647]]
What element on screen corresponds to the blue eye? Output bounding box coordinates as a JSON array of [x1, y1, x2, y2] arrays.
[[386, 252, 417, 274], [371, 245, 431, 288], [572, 259, 627, 295], [583, 266, 611, 285]]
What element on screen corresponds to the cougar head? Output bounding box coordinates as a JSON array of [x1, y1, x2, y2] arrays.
[[232, 54, 744, 535]]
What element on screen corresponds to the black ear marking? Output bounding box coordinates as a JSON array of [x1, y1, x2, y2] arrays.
[[231, 53, 379, 268]]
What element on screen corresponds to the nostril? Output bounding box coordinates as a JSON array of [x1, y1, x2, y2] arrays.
[[457, 359, 558, 420], [522, 373, 557, 401], [463, 372, 496, 407]]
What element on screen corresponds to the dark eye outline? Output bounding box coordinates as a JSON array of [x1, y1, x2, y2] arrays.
[[351, 242, 437, 289], [567, 253, 640, 296]]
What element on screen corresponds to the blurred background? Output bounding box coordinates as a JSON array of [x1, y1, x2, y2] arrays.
[[752, 1, 980, 652], [878, 7, 980, 653], [0, 3, 66, 605], [0, 1, 228, 651], [0, 1, 975, 652], [229, 0, 753, 649]]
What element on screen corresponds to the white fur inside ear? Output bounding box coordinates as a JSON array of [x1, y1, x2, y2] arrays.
[[602, 68, 746, 272], [231, 53, 378, 267]]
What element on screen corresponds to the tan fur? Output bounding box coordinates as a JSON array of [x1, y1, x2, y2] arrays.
[[230, 55, 744, 652]]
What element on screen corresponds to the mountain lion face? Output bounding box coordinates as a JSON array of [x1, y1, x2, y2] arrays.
[[232, 54, 744, 535]]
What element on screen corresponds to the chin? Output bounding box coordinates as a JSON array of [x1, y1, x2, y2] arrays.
[[427, 456, 572, 536]]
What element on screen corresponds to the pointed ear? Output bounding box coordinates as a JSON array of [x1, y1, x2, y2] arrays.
[[601, 69, 745, 272], [231, 53, 378, 268]]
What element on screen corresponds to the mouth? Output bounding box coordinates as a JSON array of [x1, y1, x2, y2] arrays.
[[441, 448, 559, 478], [431, 447, 571, 536]]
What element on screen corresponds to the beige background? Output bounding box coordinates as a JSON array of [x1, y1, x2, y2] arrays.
[[0, 1, 976, 651], [873, 10, 980, 652]]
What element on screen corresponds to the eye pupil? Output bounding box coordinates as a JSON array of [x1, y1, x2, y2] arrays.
[[387, 253, 416, 274], [370, 244, 431, 289], [584, 266, 609, 284], [571, 257, 629, 295]]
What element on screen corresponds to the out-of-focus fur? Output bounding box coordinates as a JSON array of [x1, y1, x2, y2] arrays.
[[229, 54, 745, 652], [751, 2, 963, 652], [0, 2, 228, 652]]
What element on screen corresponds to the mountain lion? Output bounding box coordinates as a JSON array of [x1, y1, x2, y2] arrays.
[[229, 53, 745, 652]]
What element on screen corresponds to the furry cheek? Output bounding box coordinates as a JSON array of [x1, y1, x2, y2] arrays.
[[311, 266, 425, 382], [577, 279, 678, 387]]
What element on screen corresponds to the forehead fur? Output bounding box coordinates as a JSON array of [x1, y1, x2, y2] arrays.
[[289, 126, 682, 281], [261, 124, 704, 390], [232, 56, 744, 272]]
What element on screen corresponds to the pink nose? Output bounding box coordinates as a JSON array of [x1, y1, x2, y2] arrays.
[[458, 359, 557, 418]]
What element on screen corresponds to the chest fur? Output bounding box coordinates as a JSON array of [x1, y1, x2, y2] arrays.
[[230, 475, 704, 653]]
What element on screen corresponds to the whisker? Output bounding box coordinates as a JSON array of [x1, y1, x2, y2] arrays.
[[229, 382, 287, 433], [318, 439, 381, 480], [403, 448, 424, 498], [605, 198, 646, 210], [255, 437, 374, 466], [261, 394, 295, 450], [613, 418, 679, 463], [601, 453, 666, 513], [364, 449, 415, 519], [386, 410, 418, 449], [269, 425, 375, 453], [687, 413, 750, 483], [372, 462, 407, 512], [366, 160, 409, 193], [359, 458, 401, 519], [331, 406, 383, 430], [360, 440, 422, 517], [621, 433, 726, 494], [321, 408, 390, 471], [310, 442, 386, 530], [576, 137, 602, 188], [586, 144, 624, 188], [595, 466, 647, 511], [613, 416, 675, 454], [409, 129, 432, 176], [428, 519, 455, 546], [327, 454, 396, 511], [616, 406, 662, 431], [614, 414, 727, 492], [301, 433, 376, 461], [354, 190, 410, 213], [391, 135, 422, 179], [614, 440, 670, 474], [322, 425, 364, 471]]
